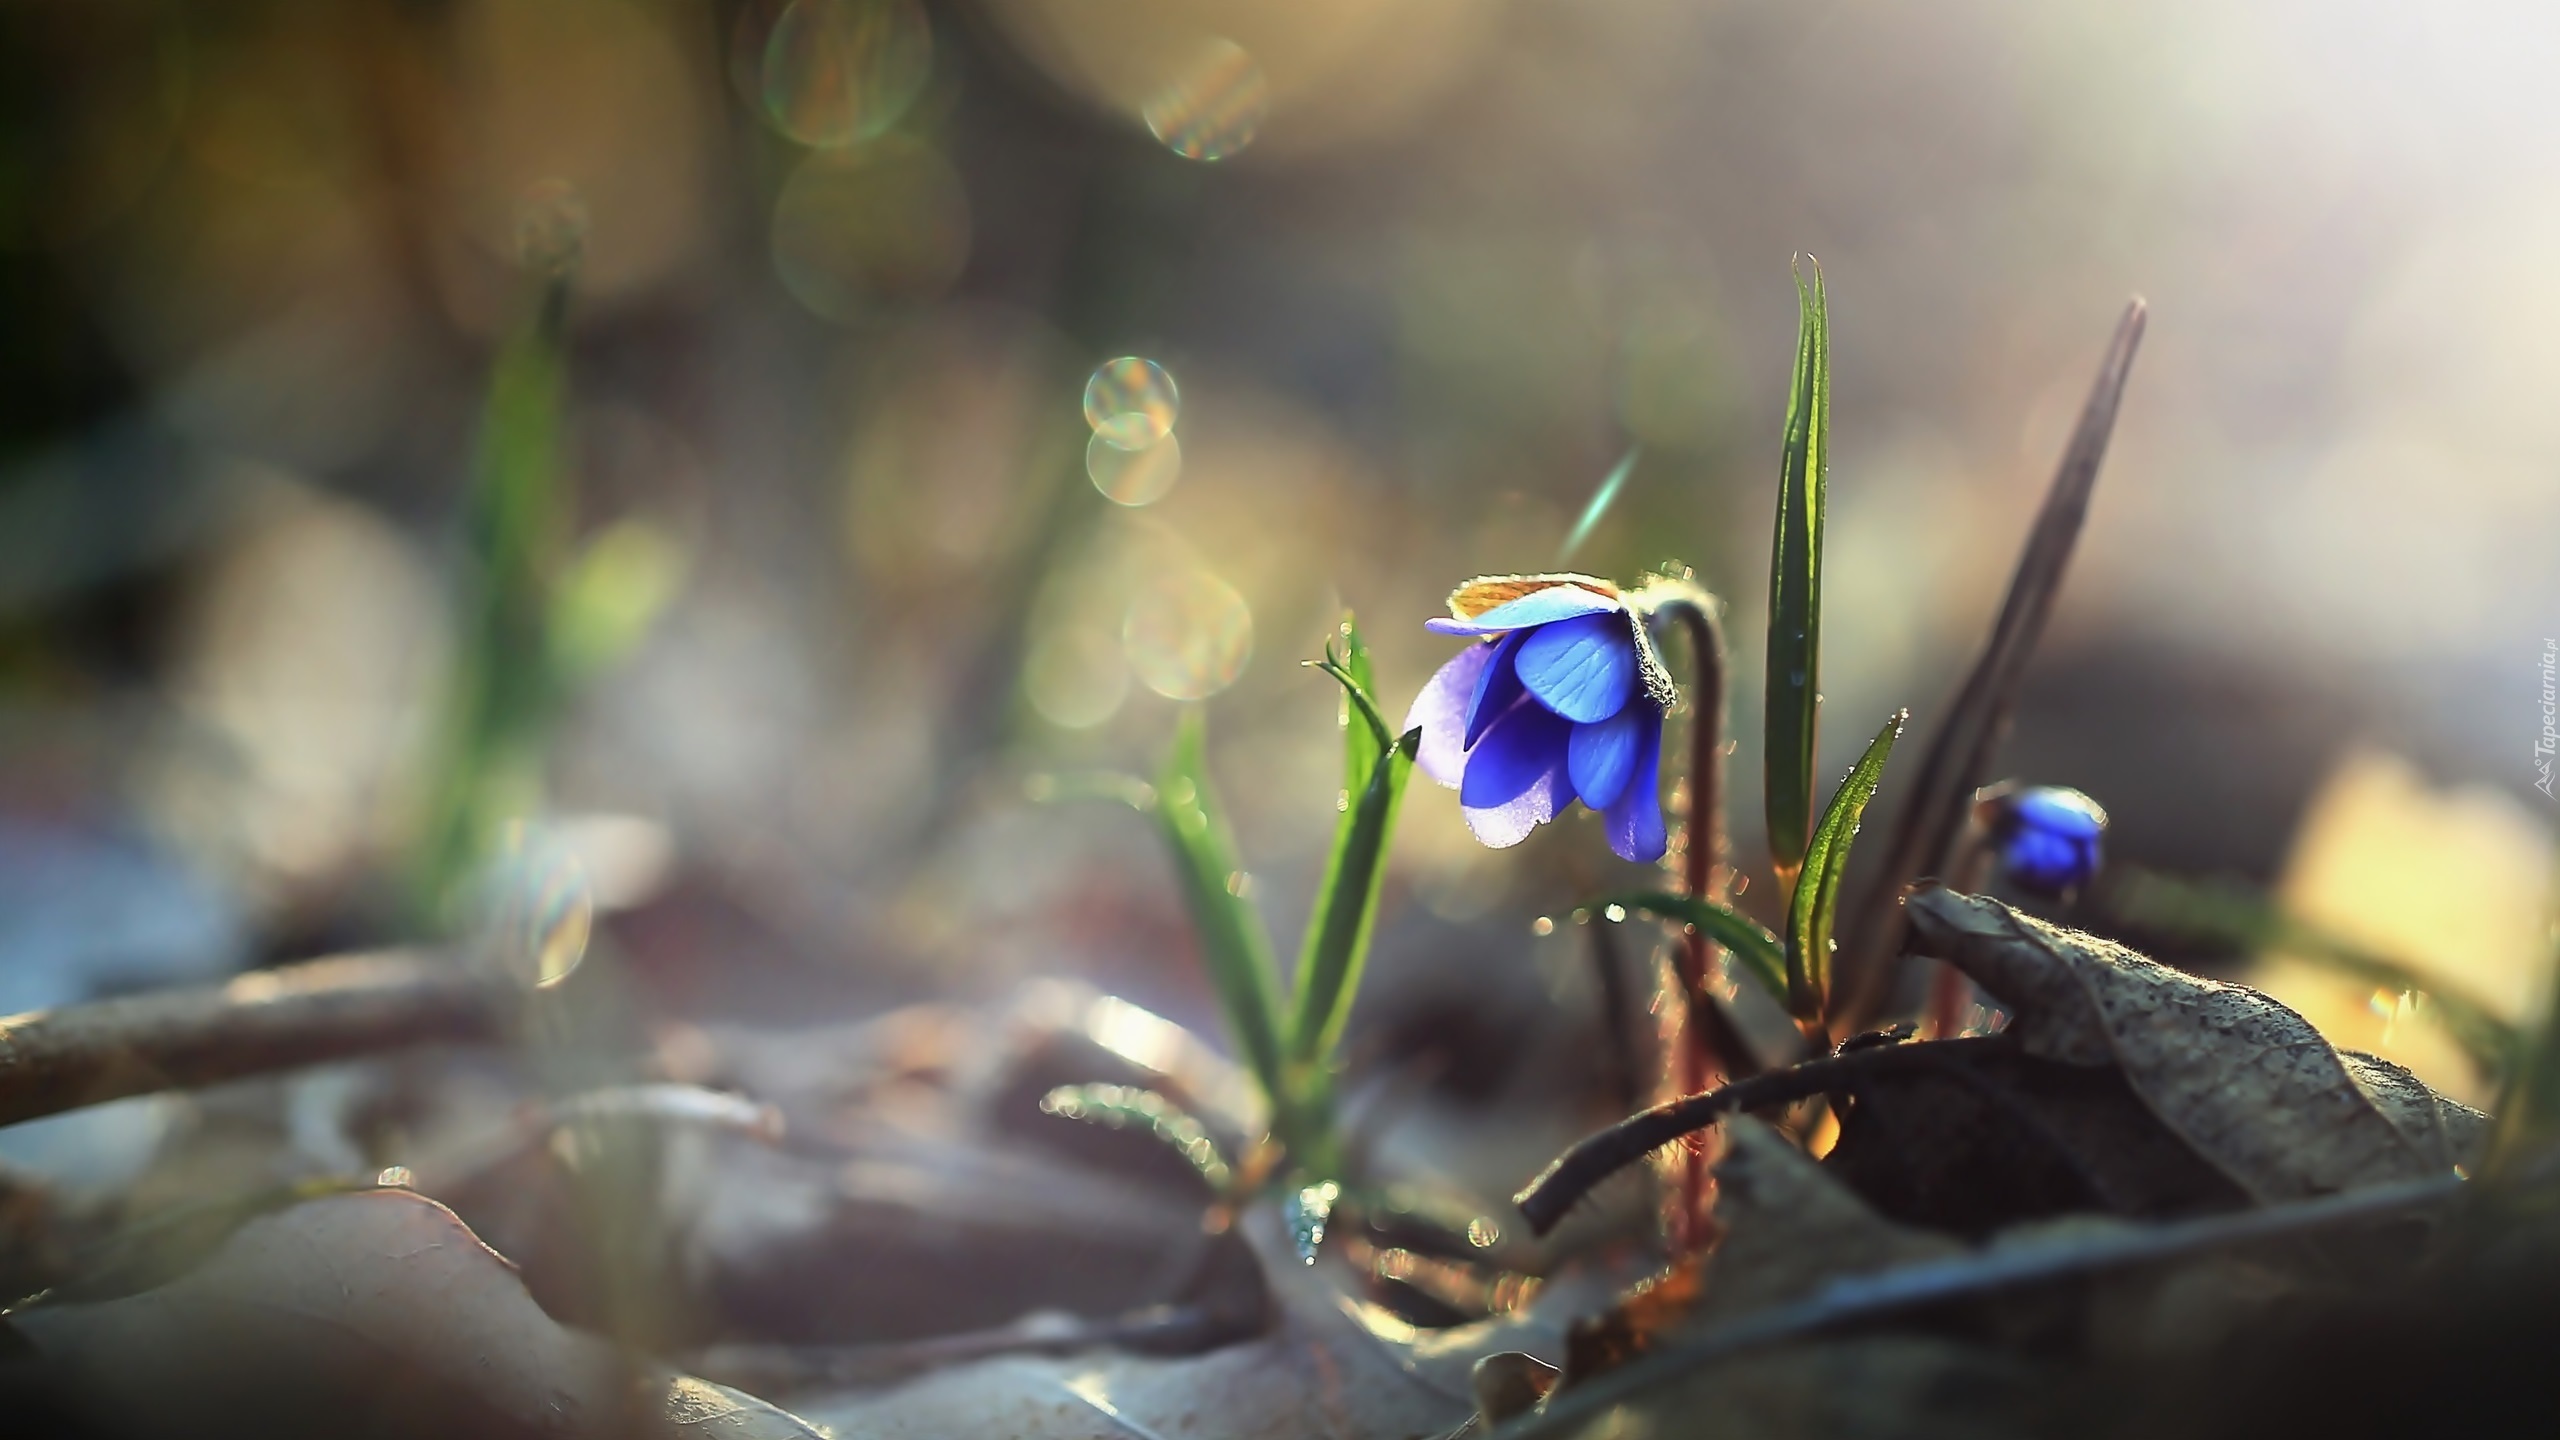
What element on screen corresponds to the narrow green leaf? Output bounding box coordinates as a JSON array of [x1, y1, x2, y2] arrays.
[[1558, 446, 1640, 565], [2107, 868, 2520, 1081], [1289, 722, 1418, 1074], [1830, 300, 2146, 1033], [1591, 892, 1789, 1011], [1153, 711, 1291, 1129], [1788, 709, 1905, 1019], [1310, 614, 1390, 799], [416, 280, 574, 908], [1038, 1083, 1235, 1191], [1764, 257, 1829, 881]]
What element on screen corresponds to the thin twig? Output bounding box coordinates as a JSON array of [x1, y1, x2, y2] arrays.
[[1513, 1037, 2006, 1235], [0, 951, 515, 1129], [1496, 1171, 2464, 1439], [1832, 301, 2148, 1033]]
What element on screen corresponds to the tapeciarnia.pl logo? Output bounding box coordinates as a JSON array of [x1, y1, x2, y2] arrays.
[[2537, 637, 2556, 799]]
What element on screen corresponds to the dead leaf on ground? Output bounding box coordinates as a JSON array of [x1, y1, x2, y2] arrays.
[[1904, 887, 2482, 1202], [784, 1199, 1626, 1440], [9, 1189, 822, 1440]]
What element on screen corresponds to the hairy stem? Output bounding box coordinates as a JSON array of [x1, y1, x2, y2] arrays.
[[1514, 1036, 2004, 1236]]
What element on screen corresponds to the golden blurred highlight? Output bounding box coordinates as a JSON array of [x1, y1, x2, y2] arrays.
[[2253, 748, 2558, 1105]]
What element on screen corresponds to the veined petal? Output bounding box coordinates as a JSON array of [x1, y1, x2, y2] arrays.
[[1425, 585, 1621, 637], [1406, 641, 1498, 788], [1602, 707, 1665, 863], [1460, 704, 1574, 848], [1567, 705, 1648, 810], [1515, 612, 1637, 723], [1464, 630, 1530, 748]]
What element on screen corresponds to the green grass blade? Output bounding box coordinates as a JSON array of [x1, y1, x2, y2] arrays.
[[1289, 719, 1419, 1072], [1153, 710, 1292, 1130], [1558, 446, 1640, 565], [1313, 615, 1390, 800], [416, 278, 573, 908], [1788, 709, 1905, 1019], [2106, 868, 2520, 1080], [1592, 892, 1788, 1011], [1830, 300, 2146, 1033], [1764, 258, 1830, 882]]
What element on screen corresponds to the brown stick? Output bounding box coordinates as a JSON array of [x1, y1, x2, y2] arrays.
[[0, 951, 516, 1128], [1830, 300, 2147, 1033]]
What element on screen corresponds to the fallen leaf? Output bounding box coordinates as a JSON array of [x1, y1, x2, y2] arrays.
[[10, 1189, 821, 1440], [1904, 887, 2471, 1201], [784, 1199, 1623, 1440]]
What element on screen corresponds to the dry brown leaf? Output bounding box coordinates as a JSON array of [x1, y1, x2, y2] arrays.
[[11, 1189, 822, 1440], [785, 1200, 1622, 1440], [1693, 1120, 1960, 1327], [1904, 887, 2466, 1202]]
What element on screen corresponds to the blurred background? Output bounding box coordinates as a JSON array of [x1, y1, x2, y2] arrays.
[[2, 0, 2556, 1131]]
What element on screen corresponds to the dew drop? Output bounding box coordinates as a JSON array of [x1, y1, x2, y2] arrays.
[[1465, 1216, 1500, 1248], [761, 0, 933, 148], [375, 1165, 414, 1189], [1083, 357, 1180, 450], [1085, 429, 1182, 506], [1530, 916, 1555, 937], [1602, 903, 1627, 923], [1141, 38, 1269, 162]]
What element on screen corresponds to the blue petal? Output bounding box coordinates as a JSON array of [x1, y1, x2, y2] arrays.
[[1514, 612, 1637, 723], [2012, 787, 2108, 840], [1464, 631, 1530, 748], [1567, 705, 1647, 811], [1425, 586, 1622, 637], [1602, 706, 1665, 863], [1405, 641, 1497, 788], [1460, 703, 1574, 848]]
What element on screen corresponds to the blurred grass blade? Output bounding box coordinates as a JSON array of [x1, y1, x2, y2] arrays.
[[1592, 892, 1788, 1011], [416, 277, 574, 907], [1153, 710, 1292, 1133], [1558, 446, 1640, 565], [1039, 1083, 1235, 1191], [1789, 710, 1906, 1021], [2107, 867, 2519, 1080], [1764, 258, 1829, 883], [1833, 300, 2146, 1029], [1289, 690, 1418, 1072]]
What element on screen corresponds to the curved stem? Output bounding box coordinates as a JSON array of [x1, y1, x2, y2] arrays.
[[1513, 1036, 2006, 1235], [1638, 586, 1760, 1248]]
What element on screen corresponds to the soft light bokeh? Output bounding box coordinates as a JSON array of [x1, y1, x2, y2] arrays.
[[2, 0, 2553, 1016]]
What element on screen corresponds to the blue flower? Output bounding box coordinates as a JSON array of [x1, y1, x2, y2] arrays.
[[1403, 576, 1675, 863], [1994, 786, 2107, 893]]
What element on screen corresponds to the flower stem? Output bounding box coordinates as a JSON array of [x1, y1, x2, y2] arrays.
[[1643, 584, 1760, 1249]]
